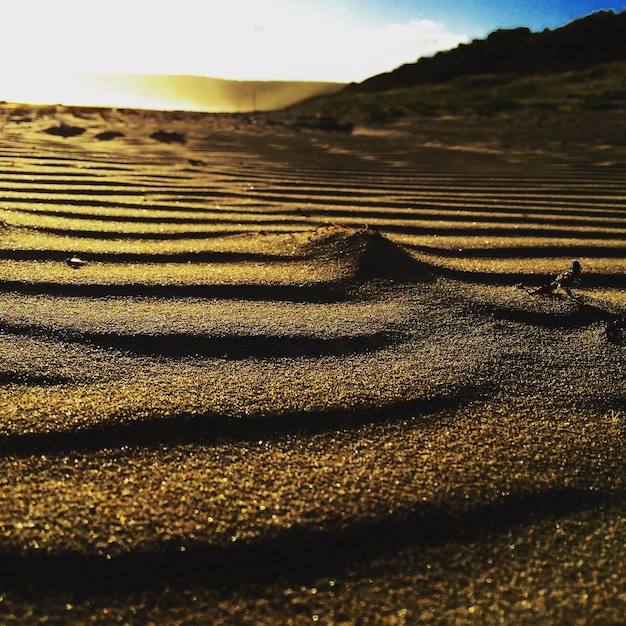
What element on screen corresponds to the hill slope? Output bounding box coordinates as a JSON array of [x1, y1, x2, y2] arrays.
[[286, 10, 626, 125], [350, 10, 626, 93]]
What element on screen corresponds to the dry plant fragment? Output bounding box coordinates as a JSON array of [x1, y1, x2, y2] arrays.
[[529, 260, 581, 297]]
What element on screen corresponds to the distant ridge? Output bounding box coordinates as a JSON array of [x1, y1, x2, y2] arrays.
[[78, 75, 344, 112], [349, 10, 626, 93]]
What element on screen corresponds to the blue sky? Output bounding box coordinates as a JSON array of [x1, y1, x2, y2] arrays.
[[343, 1, 626, 35], [1, 0, 624, 106]]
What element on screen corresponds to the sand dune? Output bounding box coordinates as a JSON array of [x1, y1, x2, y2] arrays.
[[0, 104, 625, 624]]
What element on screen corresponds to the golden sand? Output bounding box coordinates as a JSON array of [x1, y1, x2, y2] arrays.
[[0, 104, 625, 624]]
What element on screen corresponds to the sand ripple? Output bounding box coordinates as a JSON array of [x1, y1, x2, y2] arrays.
[[0, 106, 625, 624]]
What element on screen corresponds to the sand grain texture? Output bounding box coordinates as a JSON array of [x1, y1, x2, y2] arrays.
[[0, 105, 625, 624]]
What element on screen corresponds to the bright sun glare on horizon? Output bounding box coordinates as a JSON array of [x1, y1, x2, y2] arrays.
[[1, 0, 469, 110], [2, 0, 623, 110]]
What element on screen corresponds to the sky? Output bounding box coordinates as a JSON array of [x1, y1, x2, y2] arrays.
[[1, 0, 624, 108]]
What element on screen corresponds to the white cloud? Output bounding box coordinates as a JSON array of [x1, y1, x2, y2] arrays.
[[337, 19, 468, 82]]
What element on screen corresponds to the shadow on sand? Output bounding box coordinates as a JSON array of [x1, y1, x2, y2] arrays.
[[0, 487, 612, 593], [0, 383, 489, 457], [0, 319, 404, 359]]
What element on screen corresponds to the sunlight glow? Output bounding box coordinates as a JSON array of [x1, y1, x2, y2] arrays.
[[0, 0, 467, 109]]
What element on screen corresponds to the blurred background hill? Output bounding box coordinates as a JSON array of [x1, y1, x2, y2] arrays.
[[350, 10, 626, 92], [82, 75, 344, 112], [1, 74, 343, 113], [287, 10, 626, 126]]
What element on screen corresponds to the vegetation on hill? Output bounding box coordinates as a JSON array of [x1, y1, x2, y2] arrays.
[[287, 61, 626, 124], [351, 10, 626, 92], [286, 10, 626, 125]]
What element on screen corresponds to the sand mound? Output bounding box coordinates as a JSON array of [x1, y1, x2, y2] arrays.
[[303, 227, 435, 282]]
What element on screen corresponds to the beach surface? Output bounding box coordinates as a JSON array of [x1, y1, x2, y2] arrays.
[[0, 104, 625, 624]]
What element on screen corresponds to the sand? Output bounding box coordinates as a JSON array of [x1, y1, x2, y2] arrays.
[[0, 104, 625, 624]]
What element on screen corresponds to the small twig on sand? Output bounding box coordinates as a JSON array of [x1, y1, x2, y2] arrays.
[[524, 260, 582, 297]]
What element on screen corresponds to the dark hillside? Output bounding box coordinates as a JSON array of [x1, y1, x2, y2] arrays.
[[350, 10, 626, 92]]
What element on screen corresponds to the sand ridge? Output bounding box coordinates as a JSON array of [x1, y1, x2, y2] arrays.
[[0, 105, 625, 624]]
